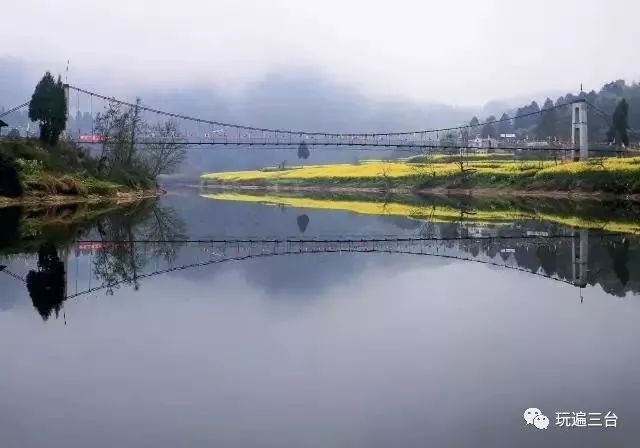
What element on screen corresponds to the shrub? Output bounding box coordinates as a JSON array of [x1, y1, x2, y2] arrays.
[[108, 166, 155, 189], [0, 153, 23, 197], [15, 159, 45, 176], [0, 140, 50, 165]]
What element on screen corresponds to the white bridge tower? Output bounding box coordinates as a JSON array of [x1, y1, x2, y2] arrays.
[[571, 99, 589, 160]]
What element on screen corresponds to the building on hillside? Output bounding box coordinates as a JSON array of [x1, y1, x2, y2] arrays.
[[499, 133, 517, 145], [470, 136, 500, 153]]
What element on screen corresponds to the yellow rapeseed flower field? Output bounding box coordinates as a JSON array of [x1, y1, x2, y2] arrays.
[[201, 156, 640, 193], [201, 159, 562, 182]]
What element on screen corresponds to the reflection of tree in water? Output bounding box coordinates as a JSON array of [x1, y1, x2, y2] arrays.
[[0, 206, 22, 249], [536, 244, 558, 276], [92, 201, 187, 295], [608, 238, 630, 286], [296, 214, 310, 233], [26, 242, 66, 321]]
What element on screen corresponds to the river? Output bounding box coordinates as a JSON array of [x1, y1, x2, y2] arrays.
[[1, 189, 639, 447]]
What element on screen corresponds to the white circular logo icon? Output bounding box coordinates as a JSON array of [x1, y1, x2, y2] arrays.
[[524, 408, 549, 430]]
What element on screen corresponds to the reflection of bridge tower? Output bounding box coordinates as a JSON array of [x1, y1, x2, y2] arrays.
[[60, 245, 69, 299], [572, 229, 589, 287], [571, 99, 589, 161]]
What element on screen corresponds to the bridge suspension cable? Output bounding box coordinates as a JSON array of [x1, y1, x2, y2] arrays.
[[0, 101, 30, 118], [67, 84, 571, 138], [6, 87, 618, 147]]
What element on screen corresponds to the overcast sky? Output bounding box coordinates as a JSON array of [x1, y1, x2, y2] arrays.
[[2, 0, 638, 106]]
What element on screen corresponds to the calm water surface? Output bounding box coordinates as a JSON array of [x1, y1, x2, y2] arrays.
[[1, 190, 639, 447]]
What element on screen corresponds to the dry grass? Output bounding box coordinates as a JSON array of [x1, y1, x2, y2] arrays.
[[24, 173, 123, 196]]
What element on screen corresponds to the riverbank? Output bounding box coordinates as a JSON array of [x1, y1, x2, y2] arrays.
[[201, 156, 640, 197], [0, 139, 164, 207]]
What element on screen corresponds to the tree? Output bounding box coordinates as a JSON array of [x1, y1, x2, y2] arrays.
[[609, 99, 630, 146], [379, 160, 392, 191], [143, 121, 187, 177], [601, 80, 626, 97], [481, 116, 497, 138], [7, 128, 20, 139], [28, 72, 67, 145], [297, 141, 310, 160], [439, 131, 458, 148], [497, 113, 512, 136], [514, 101, 540, 130], [94, 100, 185, 184], [536, 98, 558, 139], [469, 116, 480, 138]]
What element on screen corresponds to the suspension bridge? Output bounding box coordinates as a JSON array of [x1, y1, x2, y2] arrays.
[[0, 83, 624, 157]]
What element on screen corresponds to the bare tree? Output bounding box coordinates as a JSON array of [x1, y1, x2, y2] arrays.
[[142, 121, 187, 177], [410, 149, 437, 179], [93, 100, 125, 174], [379, 160, 392, 191], [93, 99, 145, 175], [94, 102, 186, 181]]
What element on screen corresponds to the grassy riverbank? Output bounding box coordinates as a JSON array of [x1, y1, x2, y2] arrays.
[[201, 156, 640, 195], [0, 139, 160, 204], [202, 190, 640, 234]]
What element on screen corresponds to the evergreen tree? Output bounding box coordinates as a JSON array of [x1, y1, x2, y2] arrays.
[[481, 116, 497, 138], [297, 141, 310, 160], [28, 72, 67, 145], [514, 101, 540, 130], [609, 99, 630, 146], [497, 113, 512, 136], [469, 116, 480, 138], [536, 98, 557, 139]]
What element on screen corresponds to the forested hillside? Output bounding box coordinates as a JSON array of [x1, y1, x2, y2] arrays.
[[469, 79, 639, 143]]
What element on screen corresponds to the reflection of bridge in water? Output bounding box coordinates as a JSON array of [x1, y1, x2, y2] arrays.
[[2, 233, 593, 320], [69, 233, 591, 298]]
